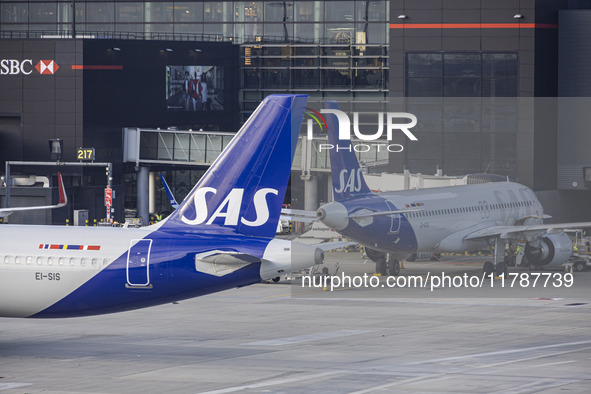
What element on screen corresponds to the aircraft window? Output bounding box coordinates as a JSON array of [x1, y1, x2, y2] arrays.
[[81, 258, 90, 267], [103, 259, 109, 266], [48, 257, 54, 265], [59, 257, 66, 266], [4, 256, 9, 264], [92, 258, 99, 267], [15, 256, 21, 264], [26, 256, 32, 265], [36, 256, 43, 265]]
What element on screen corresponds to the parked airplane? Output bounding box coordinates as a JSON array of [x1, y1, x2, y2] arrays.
[[316, 102, 591, 276], [0, 172, 67, 218], [0, 94, 326, 318]]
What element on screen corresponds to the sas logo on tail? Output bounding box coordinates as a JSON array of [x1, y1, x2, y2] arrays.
[[335, 169, 364, 193], [181, 187, 278, 227]]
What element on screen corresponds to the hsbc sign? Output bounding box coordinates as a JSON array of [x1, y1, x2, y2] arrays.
[[1, 59, 59, 75]]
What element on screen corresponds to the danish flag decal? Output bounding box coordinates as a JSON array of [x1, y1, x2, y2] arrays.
[[35, 60, 59, 75]]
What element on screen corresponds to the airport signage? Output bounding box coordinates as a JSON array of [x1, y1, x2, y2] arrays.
[[0, 59, 59, 75], [76, 147, 95, 161], [104, 186, 112, 207]]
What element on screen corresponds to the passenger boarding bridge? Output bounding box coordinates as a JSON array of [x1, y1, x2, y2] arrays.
[[123, 127, 387, 171], [123, 127, 389, 221]]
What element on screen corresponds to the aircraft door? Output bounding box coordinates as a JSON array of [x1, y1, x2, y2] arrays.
[[385, 200, 401, 233], [126, 239, 152, 287]]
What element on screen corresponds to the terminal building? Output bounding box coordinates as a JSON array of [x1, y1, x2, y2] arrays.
[[1, 0, 591, 224]]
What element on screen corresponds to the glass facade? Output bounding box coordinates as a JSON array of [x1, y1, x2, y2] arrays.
[[1, 1, 389, 116], [405, 52, 518, 178]]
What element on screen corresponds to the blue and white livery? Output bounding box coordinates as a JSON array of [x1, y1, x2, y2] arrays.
[[0, 94, 324, 318], [317, 101, 591, 276]]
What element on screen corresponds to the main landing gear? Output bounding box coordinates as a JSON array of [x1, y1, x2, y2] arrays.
[[366, 248, 400, 276], [483, 238, 509, 278]]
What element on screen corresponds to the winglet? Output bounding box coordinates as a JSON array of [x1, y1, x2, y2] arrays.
[[0, 172, 67, 218], [159, 174, 179, 210], [57, 172, 67, 207]]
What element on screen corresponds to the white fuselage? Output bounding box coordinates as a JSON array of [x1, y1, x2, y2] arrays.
[[386, 182, 542, 252]]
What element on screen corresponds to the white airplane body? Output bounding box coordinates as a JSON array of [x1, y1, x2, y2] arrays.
[[0, 94, 327, 318], [316, 101, 590, 275]]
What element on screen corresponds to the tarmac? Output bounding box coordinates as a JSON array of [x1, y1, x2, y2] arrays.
[[1, 251, 590, 393]]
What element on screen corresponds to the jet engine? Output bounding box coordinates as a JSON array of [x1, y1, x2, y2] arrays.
[[524, 232, 573, 267]]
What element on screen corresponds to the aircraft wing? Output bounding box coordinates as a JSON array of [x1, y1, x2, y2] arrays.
[[464, 222, 591, 241], [0, 172, 67, 218], [313, 240, 357, 251]]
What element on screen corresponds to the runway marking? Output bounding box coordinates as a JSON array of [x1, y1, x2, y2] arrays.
[[242, 330, 372, 346], [285, 297, 591, 309], [197, 370, 344, 394], [413, 340, 591, 364], [0, 383, 32, 391], [488, 378, 581, 394], [468, 347, 591, 370], [348, 373, 447, 394], [533, 360, 576, 367]]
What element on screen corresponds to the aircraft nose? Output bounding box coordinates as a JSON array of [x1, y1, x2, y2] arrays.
[[316, 202, 349, 230]]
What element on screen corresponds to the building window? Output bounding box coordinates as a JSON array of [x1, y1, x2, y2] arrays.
[[407, 52, 517, 98]]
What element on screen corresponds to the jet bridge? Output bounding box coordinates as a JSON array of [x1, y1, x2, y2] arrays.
[[122, 127, 389, 221]]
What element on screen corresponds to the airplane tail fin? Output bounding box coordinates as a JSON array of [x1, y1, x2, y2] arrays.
[[163, 94, 307, 238], [324, 101, 372, 200], [159, 174, 179, 210]]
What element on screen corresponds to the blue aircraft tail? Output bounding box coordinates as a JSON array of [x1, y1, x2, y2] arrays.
[[163, 94, 307, 238], [324, 101, 372, 201], [159, 174, 179, 210]]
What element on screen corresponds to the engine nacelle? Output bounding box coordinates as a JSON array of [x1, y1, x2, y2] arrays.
[[524, 232, 573, 267]]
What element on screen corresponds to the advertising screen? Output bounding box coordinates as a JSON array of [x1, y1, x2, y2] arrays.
[[166, 65, 223, 111]]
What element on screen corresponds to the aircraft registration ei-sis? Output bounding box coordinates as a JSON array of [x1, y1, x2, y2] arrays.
[[0, 94, 326, 318]]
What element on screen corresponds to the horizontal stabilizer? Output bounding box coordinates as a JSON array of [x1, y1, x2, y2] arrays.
[[349, 208, 422, 219], [195, 250, 261, 277], [280, 208, 317, 223]]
